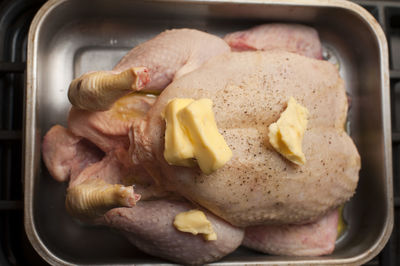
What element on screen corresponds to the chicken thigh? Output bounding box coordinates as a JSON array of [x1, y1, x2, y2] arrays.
[[224, 23, 323, 59], [243, 209, 339, 256], [68, 29, 230, 111], [105, 199, 244, 265]]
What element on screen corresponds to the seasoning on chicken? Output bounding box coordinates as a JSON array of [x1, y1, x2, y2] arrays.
[[130, 50, 360, 227], [42, 24, 361, 263]]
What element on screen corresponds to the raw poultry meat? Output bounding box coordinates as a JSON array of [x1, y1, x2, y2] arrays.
[[42, 24, 360, 264], [130, 50, 360, 227], [42, 125, 104, 182], [222, 23, 339, 256], [104, 199, 244, 265], [243, 209, 339, 256], [44, 94, 161, 196], [68, 94, 155, 168], [43, 29, 243, 264], [44, 95, 244, 264], [114, 29, 230, 89], [224, 23, 323, 59], [68, 29, 230, 111]]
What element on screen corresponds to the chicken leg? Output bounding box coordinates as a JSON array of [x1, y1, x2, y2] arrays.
[[68, 67, 149, 111], [68, 29, 230, 111], [104, 199, 244, 265]]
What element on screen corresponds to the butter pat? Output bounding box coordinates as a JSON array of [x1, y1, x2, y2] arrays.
[[173, 209, 217, 241], [163, 99, 196, 167], [163, 98, 232, 174], [268, 97, 309, 165], [178, 99, 232, 175]]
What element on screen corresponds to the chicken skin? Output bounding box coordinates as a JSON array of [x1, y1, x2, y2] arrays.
[[224, 23, 323, 59], [130, 51, 360, 227], [42, 25, 360, 263], [68, 29, 230, 111]]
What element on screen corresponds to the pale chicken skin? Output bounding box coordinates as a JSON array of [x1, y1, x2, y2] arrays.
[[43, 94, 243, 265], [114, 29, 231, 92], [224, 23, 323, 59], [104, 199, 244, 265], [243, 209, 339, 256], [42, 125, 104, 182], [68, 94, 155, 168], [68, 29, 231, 111], [130, 51, 360, 227], [41, 25, 361, 263]]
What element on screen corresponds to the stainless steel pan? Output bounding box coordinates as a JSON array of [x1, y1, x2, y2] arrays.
[[25, 0, 393, 265]]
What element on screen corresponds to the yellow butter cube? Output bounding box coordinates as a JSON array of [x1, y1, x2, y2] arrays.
[[163, 98, 196, 167], [268, 97, 309, 165], [173, 209, 217, 241], [177, 99, 233, 175]]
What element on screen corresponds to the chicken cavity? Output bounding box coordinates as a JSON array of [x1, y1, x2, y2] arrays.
[[42, 125, 104, 182], [68, 94, 155, 168]]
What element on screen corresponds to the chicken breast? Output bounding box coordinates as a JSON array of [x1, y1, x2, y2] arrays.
[[130, 51, 360, 227]]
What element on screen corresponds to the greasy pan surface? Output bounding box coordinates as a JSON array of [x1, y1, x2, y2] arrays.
[[25, 0, 392, 265]]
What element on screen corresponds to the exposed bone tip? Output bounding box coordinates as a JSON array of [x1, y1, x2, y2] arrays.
[[131, 67, 150, 90], [65, 179, 140, 220], [68, 67, 150, 112]]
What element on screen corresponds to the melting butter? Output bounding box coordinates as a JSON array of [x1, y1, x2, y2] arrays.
[[112, 93, 155, 121], [163, 98, 232, 174], [173, 209, 217, 241], [268, 97, 309, 165]]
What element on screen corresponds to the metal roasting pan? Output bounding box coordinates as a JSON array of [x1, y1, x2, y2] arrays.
[[24, 0, 393, 265]]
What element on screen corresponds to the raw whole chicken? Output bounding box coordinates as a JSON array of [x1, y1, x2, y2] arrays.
[[130, 50, 360, 227], [41, 24, 360, 264]]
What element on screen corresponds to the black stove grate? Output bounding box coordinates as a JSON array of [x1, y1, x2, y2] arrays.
[[0, 1, 46, 265], [0, 0, 397, 265]]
